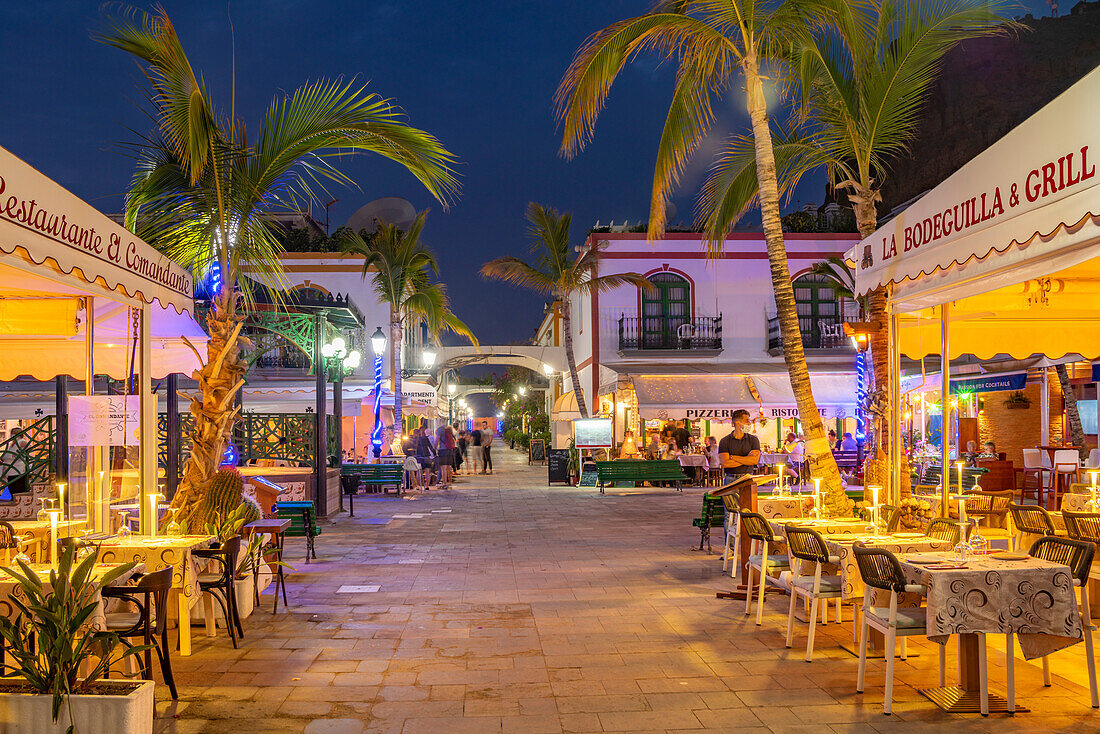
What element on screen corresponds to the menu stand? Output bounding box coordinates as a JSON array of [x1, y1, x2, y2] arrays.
[[714, 474, 776, 601]]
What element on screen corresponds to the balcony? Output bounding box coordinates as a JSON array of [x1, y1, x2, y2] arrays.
[[767, 316, 853, 354], [617, 314, 723, 354]]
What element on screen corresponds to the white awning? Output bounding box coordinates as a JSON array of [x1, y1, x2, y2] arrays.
[[0, 145, 194, 315], [855, 64, 1100, 305], [632, 373, 857, 422]]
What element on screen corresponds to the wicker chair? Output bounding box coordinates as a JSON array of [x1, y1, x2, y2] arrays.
[[1061, 511, 1100, 581], [852, 543, 944, 715], [924, 518, 961, 545], [740, 512, 789, 625], [1008, 502, 1066, 551], [1017, 537, 1097, 711], [784, 526, 843, 662]]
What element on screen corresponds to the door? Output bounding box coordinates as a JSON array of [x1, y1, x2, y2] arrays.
[[641, 273, 690, 349]]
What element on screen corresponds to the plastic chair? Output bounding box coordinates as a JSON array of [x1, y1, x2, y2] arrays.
[[740, 512, 790, 625], [1019, 449, 1050, 506], [1084, 449, 1100, 472], [1008, 502, 1063, 550], [1052, 449, 1082, 509], [924, 518, 961, 545], [98, 567, 178, 700], [852, 543, 943, 715], [193, 536, 244, 649], [1018, 536, 1097, 711], [721, 495, 740, 577], [784, 526, 843, 661]]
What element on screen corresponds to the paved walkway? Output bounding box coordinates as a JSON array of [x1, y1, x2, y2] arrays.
[[160, 448, 1100, 733]]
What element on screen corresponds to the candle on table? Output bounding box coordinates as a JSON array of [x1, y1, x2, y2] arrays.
[[1090, 471, 1098, 488], [956, 461, 964, 496], [812, 477, 822, 517], [776, 464, 785, 494], [958, 497, 967, 526], [147, 493, 164, 537], [56, 483, 66, 522]]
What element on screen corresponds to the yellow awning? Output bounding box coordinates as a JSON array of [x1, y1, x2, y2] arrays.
[[552, 391, 582, 421]]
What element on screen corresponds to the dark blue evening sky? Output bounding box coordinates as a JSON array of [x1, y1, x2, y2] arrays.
[[0, 1, 1051, 345]]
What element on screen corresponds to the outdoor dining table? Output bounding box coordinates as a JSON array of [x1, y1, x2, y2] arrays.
[[774, 517, 874, 536], [756, 493, 813, 520], [8, 518, 87, 561], [96, 534, 215, 656], [0, 561, 143, 630], [898, 551, 1083, 713], [1060, 492, 1097, 513], [242, 518, 291, 612], [823, 533, 954, 602], [678, 454, 708, 485]]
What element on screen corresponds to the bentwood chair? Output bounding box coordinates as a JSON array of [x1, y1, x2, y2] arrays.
[[1008, 502, 1063, 550], [0, 521, 34, 564], [852, 543, 944, 715], [924, 518, 961, 545], [98, 567, 178, 700], [1018, 536, 1097, 711], [740, 512, 789, 625], [193, 536, 244, 649], [784, 526, 843, 661]]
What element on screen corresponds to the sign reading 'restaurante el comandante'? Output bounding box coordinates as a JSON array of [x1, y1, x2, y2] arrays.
[[0, 145, 193, 301]]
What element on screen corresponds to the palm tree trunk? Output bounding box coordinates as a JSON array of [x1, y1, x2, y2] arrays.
[[391, 315, 404, 436], [1055, 364, 1088, 460], [743, 56, 848, 513], [170, 289, 249, 531], [561, 298, 588, 419]]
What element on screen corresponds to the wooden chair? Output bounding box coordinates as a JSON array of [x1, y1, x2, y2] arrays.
[[98, 567, 178, 700], [924, 518, 960, 545], [1018, 449, 1051, 506], [1008, 502, 1063, 550], [193, 536, 244, 649], [852, 543, 944, 715], [784, 526, 843, 662], [1017, 536, 1097, 711], [740, 512, 789, 625]]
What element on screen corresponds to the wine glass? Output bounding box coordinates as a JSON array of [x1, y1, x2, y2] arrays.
[[164, 509, 182, 536], [117, 511, 132, 538]]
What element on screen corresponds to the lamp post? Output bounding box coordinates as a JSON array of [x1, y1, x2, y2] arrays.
[[370, 326, 387, 460], [321, 336, 361, 467], [447, 383, 456, 424]]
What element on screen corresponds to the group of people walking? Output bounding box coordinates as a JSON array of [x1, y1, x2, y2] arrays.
[[401, 419, 495, 490]]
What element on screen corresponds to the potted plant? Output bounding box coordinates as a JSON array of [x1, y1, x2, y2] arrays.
[[567, 439, 579, 485], [0, 545, 153, 734]]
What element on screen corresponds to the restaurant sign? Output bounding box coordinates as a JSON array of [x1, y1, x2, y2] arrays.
[[68, 395, 139, 446], [676, 406, 852, 421], [950, 372, 1027, 395]]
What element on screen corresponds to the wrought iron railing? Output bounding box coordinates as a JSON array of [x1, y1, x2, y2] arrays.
[[617, 314, 723, 351], [766, 316, 852, 351], [159, 412, 318, 476], [0, 417, 55, 491]]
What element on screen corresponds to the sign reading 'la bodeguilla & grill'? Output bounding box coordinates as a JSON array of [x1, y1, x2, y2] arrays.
[[0, 158, 192, 299], [877, 145, 1095, 263]]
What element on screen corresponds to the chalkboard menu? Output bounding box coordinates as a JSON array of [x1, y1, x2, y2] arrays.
[[579, 466, 599, 488], [547, 448, 570, 485], [529, 439, 546, 464]]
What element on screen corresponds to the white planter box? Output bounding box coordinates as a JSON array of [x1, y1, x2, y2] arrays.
[[0, 679, 153, 734]]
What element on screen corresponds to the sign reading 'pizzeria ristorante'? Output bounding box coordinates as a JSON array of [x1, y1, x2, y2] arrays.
[[0, 146, 193, 303]]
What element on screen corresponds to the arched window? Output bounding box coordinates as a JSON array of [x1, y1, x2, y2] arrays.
[[792, 274, 839, 347], [641, 272, 690, 349]]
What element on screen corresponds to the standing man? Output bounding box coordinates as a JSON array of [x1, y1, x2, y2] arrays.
[[469, 423, 484, 474], [718, 409, 761, 482], [480, 420, 494, 474]]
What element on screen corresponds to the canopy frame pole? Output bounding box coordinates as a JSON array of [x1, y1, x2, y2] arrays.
[[1041, 369, 1050, 446], [889, 309, 901, 504], [138, 303, 156, 536], [940, 303, 951, 518], [166, 374, 179, 500]]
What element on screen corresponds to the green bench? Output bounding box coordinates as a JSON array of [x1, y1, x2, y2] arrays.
[[341, 463, 405, 514], [594, 459, 689, 495], [691, 493, 726, 553], [274, 500, 320, 563], [914, 464, 989, 492]]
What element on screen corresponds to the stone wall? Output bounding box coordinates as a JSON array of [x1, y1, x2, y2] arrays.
[[977, 379, 1064, 467]]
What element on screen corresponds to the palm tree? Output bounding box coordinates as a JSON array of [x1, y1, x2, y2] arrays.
[[341, 212, 477, 436], [481, 203, 653, 419], [100, 8, 459, 528], [693, 0, 1014, 491], [555, 0, 851, 507]]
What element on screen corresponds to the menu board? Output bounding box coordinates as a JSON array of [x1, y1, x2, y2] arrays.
[[547, 449, 570, 485], [529, 439, 546, 464], [574, 418, 613, 449]]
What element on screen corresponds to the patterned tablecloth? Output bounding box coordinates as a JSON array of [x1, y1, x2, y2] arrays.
[[1061, 493, 1098, 513], [775, 517, 874, 536], [899, 553, 1082, 659], [8, 519, 88, 561], [0, 562, 142, 630], [678, 454, 709, 468], [823, 534, 953, 601], [96, 535, 214, 610], [756, 495, 814, 519]]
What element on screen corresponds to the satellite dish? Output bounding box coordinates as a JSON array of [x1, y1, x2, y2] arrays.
[[346, 197, 417, 233]]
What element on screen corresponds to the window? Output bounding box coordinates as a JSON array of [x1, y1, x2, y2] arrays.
[[792, 274, 840, 347], [641, 273, 690, 349]]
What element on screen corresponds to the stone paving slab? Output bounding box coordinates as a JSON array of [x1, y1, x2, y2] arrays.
[[155, 449, 1100, 733]]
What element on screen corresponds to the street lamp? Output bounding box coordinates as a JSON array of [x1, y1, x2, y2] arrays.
[[320, 336, 361, 469], [423, 349, 436, 370], [542, 363, 553, 375], [370, 326, 387, 460]]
